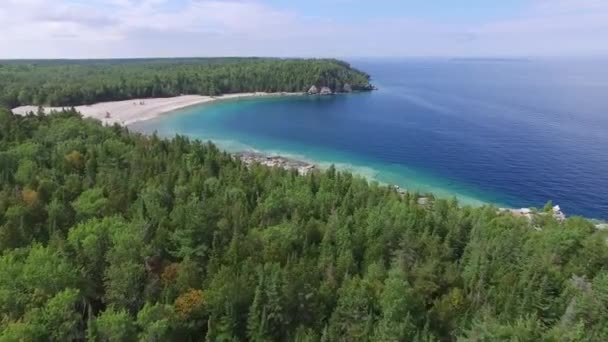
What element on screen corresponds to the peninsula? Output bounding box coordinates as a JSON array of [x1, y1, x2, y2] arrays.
[[0, 58, 373, 108]]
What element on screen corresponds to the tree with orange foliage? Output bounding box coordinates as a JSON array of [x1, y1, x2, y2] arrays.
[[174, 289, 205, 321]]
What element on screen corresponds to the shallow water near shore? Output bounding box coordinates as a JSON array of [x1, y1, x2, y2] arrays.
[[131, 59, 608, 219]]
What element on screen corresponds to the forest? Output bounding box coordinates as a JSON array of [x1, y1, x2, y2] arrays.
[[0, 58, 373, 108], [0, 107, 607, 341]]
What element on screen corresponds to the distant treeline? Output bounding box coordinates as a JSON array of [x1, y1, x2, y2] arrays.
[[0, 58, 373, 107]]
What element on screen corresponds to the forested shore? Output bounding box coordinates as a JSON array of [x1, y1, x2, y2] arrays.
[[0, 58, 372, 107], [0, 108, 607, 341]]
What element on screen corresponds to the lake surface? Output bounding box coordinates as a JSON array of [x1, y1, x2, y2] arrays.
[[131, 59, 608, 219]]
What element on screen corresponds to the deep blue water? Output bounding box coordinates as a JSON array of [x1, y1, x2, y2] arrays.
[[131, 59, 608, 219]]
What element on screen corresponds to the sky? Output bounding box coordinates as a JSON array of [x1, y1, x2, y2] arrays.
[[0, 0, 607, 59]]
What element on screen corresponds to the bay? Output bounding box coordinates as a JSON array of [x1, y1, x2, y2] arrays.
[[131, 59, 608, 219]]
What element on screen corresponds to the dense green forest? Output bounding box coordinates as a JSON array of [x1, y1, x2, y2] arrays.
[[1, 108, 607, 341], [0, 58, 372, 107]]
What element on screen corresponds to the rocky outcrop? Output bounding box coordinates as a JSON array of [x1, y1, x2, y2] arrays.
[[319, 87, 333, 95], [307, 84, 367, 95], [235, 151, 317, 176]]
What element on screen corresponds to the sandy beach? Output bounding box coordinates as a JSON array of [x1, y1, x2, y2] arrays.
[[12, 92, 304, 126]]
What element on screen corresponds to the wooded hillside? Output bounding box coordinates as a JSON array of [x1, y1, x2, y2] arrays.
[[0, 109, 607, 341]]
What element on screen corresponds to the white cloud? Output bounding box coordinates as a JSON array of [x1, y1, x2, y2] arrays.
[[0, 0, 606, 58], [533, 0, 608, 14]]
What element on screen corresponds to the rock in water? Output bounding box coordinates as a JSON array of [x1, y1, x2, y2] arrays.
[[320, 86, 333, 95], [343, 83, 353, 93], [307, 85, 319, 95]]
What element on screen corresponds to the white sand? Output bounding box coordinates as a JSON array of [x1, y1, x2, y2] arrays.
[[12, 92, 304, 126]]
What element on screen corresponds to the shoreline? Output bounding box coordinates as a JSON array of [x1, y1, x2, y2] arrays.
[[233, 149, 583, 222], [11, 92, 305, 126]]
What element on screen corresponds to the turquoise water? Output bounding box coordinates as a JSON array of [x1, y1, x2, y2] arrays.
[[131, 97, 505, 207], [131, 59, 608, 218]]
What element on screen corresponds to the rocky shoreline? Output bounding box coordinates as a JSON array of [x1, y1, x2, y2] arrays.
[[234, 151, 317, 175], [232, 152, 607, 226], [499, 205, 567, 222], [306, 83, 376, 96]]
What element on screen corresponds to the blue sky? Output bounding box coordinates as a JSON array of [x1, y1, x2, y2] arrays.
[[0, 0, 607, 58], [141, 0, 527, 21]]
